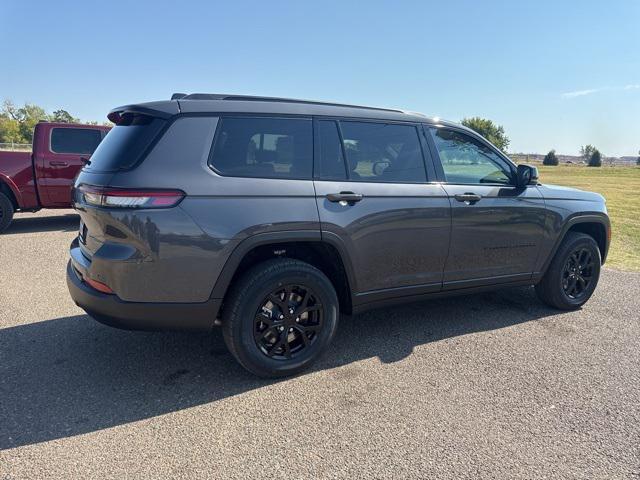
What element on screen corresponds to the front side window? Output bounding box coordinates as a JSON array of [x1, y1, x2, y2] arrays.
[[50, 128, 103, 155], [210, 117, 313, 179], [430, 128, 512, 185], [339, 122, 427, 183]]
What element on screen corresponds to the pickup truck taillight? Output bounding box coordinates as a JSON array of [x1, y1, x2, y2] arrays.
[[78, 185, 185, 208]]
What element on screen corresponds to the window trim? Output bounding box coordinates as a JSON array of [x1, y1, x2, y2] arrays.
[[313, 118, 349, 181], [426, 125, 517, 186], [49, 127, 104, 155], [313, 116, 431, 184], [207, 114, 315, 181]]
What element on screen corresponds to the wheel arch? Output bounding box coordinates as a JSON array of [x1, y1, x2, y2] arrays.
[[567, 221, 608, 263], [539, 214, 610, 279], [210, 231, 357, 315], [0, 176, 20, 210]]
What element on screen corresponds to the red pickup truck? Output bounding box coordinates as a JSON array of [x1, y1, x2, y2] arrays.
[[0, 121, 110, 232]]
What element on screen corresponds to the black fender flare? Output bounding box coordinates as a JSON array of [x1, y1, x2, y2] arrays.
[[537, 213, 610, 279], [209, 230, 358, 301]]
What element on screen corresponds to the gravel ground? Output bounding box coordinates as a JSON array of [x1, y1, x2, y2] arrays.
[[1, 210, 639, 479]]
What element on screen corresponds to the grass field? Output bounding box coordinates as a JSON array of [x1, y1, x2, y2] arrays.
[[535, 165, 640, 271]]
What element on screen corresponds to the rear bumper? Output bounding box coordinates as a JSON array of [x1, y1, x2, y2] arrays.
[[66, 258, 221, 332]]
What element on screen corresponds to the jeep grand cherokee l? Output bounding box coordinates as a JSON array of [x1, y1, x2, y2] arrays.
[[67, 93, 610, 377]]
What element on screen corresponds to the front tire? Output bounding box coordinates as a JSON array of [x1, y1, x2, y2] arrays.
[[0, 192, 14, 233], [535, 231, 601, 310], [222, 258, 339, 378]]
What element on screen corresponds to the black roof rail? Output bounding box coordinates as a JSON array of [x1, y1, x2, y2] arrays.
[[174, 93, 405, 114]]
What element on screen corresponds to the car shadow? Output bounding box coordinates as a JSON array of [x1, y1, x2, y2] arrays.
[[3, 213, 79, 235], [0, 286, 560, 450]]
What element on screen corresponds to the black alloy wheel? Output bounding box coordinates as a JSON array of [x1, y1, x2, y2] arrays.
[[222, 258, 339, 378], [562, 247, 595, 300], [254, 285, 323, 360], [535, 231, 601, 310]]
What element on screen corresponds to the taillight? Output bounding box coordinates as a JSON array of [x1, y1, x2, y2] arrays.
[[85, 277, 114, 294], [78, 185, 184, 209]]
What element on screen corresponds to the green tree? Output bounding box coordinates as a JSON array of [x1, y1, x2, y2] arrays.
[[543, 149, 559, 166], [580, 145, 596, 164], [0, 116, 23, 144], [637, 150, 640, 166], [0, 100, 50, 144], [51, 109, 79, 123], [461, 117, 510, 152], [17, 104, 49, 143], [588, 149, 602, 167]]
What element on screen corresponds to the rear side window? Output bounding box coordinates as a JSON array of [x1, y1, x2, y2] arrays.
[[50, 128, 102, 155], [209, 117, 313, 179], [84, 114, 166, 172], [339, 122, 426, 183]]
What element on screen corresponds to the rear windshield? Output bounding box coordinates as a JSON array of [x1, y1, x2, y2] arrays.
[[84, 114, 165, 172]]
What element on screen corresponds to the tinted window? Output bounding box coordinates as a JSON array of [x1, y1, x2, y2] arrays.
[[430, 128, 512, 185], [50, 128, 102, 154], [85, 114, 166, 172], [210, 117, 312, 179], [340, 122, 426, 183], [316, 120, 347, 180]]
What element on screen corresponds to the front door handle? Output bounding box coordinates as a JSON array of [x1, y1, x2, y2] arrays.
[[326, 192, 363, 204], [50, 161, 69, 167], [454, 192, 482, 204]]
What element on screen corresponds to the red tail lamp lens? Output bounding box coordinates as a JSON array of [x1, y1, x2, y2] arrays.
[[78, 185, 184, 209], [85, 277, 114, 294]]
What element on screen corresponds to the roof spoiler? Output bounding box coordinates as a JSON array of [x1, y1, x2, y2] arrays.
[[107, 101, 180, 124], [171, 93, 188, 100]]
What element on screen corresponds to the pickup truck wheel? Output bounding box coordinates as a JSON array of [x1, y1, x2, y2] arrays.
[[0, 192, 14, 233], [222, 258, 339, 378], [535, 232, 601, 310]]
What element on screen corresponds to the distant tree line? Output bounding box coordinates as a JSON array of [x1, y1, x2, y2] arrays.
[[0, 99, 107, 145], [457, 118, 623, 167], [3, 101, 636, 166]]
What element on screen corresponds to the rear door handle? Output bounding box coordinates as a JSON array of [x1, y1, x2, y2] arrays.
[[454, 193, 482, 204], [326, 192, 363, 204], [50, 161, 69, 167]]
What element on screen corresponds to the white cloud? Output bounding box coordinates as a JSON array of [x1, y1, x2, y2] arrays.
[[562, 84, 640, 98], [562, 88, 600, 98]]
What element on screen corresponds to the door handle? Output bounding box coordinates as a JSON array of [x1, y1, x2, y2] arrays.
[[50, 161, 69, 167], [326, 192, 363, 204], [454, 192, 482, 204]]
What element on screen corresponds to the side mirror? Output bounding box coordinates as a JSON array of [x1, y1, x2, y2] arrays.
[[516, 164, 539, 187]]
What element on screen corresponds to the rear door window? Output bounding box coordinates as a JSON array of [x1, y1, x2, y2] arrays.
[[209, 117, 313, 179], [50, 128, 103, 155], [339, 121, 427, 183]]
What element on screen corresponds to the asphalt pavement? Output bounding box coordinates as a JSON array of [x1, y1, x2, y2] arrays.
[[1, 210, 638, 479]]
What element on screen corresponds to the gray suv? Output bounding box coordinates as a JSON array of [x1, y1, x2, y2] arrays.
[[67, 94, 610, 377]]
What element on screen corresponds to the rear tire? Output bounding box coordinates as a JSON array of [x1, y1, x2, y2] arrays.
[[222, 258, 339, 378], [0, 192, 14, 233], [535, 231, 601, 310]]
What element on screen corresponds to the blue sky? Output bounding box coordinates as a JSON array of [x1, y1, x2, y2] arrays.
[[1, 0, 638, 156]]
